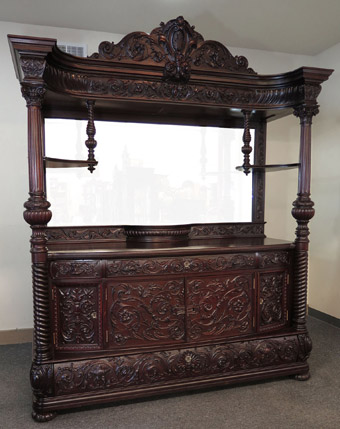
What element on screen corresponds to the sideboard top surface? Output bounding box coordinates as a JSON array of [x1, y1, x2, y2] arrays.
[[47, 237, 294, 259]]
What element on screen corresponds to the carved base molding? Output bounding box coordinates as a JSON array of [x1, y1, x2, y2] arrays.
[[32, 333, 310, 414]]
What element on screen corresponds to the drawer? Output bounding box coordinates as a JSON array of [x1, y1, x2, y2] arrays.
[[258, 251, 290, 268], [50, 260, 101, 279], [106, 253, 256, 277]]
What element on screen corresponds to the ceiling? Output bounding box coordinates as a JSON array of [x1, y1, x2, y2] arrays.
[[1, 0, 340, 55]]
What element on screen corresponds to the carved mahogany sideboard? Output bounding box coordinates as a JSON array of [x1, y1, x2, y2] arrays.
[[8, 16, 332, 422]]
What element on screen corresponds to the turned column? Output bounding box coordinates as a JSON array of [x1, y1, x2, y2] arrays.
[[291, 104, 319, 332], [21, 82, 52, 363]]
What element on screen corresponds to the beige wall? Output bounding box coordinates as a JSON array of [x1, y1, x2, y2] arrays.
[[0, 19, 336, 331], [308, 42, 340, 319]]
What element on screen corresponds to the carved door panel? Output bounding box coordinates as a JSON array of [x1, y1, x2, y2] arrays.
[[186, 274, 254, 341], [53, 283, 102, 351], [107, 278, 185, 348], [258, 270, 288, 332]]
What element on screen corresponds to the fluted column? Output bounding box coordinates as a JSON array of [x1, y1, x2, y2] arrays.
[[291, 104, 319, 332], [21, 83, 52, 364]]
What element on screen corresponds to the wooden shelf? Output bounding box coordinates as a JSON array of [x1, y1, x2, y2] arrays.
[[236, 163, 300, 172], [44, 157, 98, 169]]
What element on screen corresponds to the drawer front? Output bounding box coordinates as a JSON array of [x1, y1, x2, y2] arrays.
[[50, 260, 101, 279], [53, 283, 102, 350], [107, 278, 185, 348], [258, 270, 288, 332], [106, 253, 256, 277], [258, 251, 290, 268], [186, 274, 254, 341]]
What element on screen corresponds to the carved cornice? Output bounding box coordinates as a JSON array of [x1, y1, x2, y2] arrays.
[[44, 64, 312, 109], [89, 16, 256, 81]]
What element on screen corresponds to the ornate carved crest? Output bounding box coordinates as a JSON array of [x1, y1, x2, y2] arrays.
[[90, 16, 256, 81]]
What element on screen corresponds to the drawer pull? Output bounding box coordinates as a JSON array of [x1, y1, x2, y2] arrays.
[[184, 260, 191, 269], [91, 311, 97, 319], [259, 298, 264, 305]]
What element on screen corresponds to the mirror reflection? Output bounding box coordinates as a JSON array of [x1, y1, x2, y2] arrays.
[[45, 120, 254, 226]]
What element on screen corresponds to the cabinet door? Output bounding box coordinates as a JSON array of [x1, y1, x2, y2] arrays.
[[107, 278, 185, 348], [258, 270, 288, 332], [186, 274, 254, 341], [53, 283, 102, 351]]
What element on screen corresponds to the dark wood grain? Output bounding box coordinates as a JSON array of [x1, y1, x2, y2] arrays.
[[7, 16, 333, 421]]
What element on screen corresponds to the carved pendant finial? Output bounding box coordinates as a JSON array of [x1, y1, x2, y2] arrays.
[[241, 110, 252, 175], [85, 100, 98, 173]]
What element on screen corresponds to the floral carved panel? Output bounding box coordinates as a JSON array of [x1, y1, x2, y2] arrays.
[[108, 279, 185, 347], [54, 284, 102, 350], [259, 271, 287, 332], [187, 275, 253, 340]]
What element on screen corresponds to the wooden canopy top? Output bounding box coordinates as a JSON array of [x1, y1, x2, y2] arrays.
[[8, 16, 333, 125]]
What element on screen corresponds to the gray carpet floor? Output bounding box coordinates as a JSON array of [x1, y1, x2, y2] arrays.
[[1, 316, 339, 429]]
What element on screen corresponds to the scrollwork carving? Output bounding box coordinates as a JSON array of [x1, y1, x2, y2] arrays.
[[45, 64, 315, 110], [89, 16, 255, 81], [108, 279, 185, 345], [259, 272, 286, 329], [106, 254, 256, 277], [56, 286, 100, 347], [54, 336, 300, 395], [46, 227, 125, 241], [50, 261, 101, 278], [189, 223, 264, 238], [258, 252, 289, 268], [187, 275, 253, 340]]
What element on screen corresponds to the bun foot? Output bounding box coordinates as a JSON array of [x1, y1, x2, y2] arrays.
[[295, 370, 310, 381], [32, 410, 57, 422]]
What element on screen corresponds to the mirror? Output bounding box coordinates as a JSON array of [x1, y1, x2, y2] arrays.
[[45, 119, 254, 226]]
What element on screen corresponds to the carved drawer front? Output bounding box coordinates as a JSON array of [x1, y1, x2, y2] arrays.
[[258, 271, 288, 332], [53, 283, 102, 350], [50, 260, 101, 279], [258, 251, 290, 268], [107, 278, 185, 348], [186, 274, 254, 341], [106, 253, 256, 277]]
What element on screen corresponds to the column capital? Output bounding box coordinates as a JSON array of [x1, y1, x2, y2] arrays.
[[293, 104, 319, 125], [21, 83, 46, 107]]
